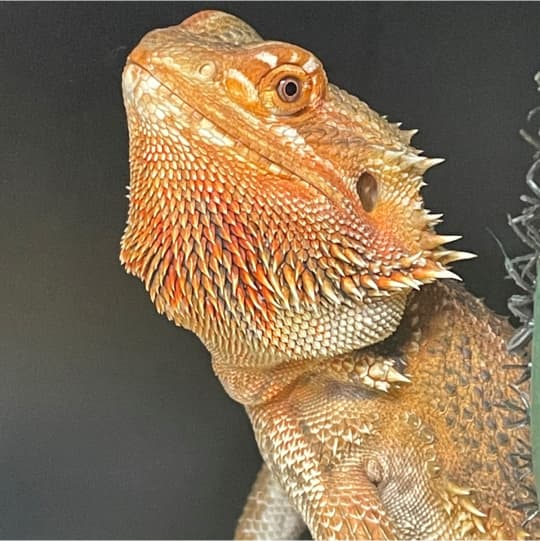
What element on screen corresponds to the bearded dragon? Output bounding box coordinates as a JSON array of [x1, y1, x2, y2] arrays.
[[119, 10, 539, 540]]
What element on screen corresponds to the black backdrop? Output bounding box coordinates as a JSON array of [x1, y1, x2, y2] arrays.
[[2, 2, 540, 538]]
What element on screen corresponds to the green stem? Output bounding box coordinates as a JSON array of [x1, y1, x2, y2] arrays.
[[532, 262, 540, 498]]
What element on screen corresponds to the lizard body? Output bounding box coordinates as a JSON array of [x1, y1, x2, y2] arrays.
[[120, 11, 538, 539]]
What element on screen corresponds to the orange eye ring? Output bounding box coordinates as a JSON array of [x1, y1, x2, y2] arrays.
[[258, 63, 323, 116]]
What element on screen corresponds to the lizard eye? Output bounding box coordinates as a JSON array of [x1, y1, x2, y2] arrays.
[[255, 62, 326, 116], [356, 172, 378, 212], [277, 77, 301, 102]]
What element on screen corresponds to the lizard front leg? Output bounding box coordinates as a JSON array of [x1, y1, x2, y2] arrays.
[[247, 399, 399, 540], [222, 352, 409, 539], [235, 463, 305, 540], [230, 351, 410, 540]]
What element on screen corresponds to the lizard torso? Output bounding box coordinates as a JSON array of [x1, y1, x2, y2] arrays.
[[246, 281, 534, 538], [120, 10, 538, 539]]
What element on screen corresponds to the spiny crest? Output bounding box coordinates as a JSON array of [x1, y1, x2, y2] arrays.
[[297, 96, 476, 299], [350, 141, 477, 295]]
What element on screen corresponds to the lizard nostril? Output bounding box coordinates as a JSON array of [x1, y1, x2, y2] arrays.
[[197, 61, 216, 81], [356, 172, 378, 213]]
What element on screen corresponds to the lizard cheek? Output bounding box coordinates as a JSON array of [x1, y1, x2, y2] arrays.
[[356, 172, 378, 213]]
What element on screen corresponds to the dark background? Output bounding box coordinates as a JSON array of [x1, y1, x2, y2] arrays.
[[1, 2, 539, 538]]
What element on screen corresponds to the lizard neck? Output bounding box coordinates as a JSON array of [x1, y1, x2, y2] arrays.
[[210, 338, 410, 406], [211, 357, 312, 406]]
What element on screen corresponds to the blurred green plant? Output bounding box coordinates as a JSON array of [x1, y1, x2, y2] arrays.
[[506, 71, 540, 525]]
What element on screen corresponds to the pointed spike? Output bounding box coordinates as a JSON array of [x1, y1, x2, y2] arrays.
[[343, 247, 367, 268], [320, 278, 341, 304], [329, 244, 367, 269], [245, 284, 266, 314], [384, 149, 406, 163], [442, 498, 453, 515], [459, 520, 475, 538], [431, 269, 462, 281], [435, 250, 478, 264], [425, 212, 444, 226], [472, 515, 486, 534], [437, 234, 462, 245], [381, 278, 410, 290], [447, 481, 471, 496], [267, 270, 290, 309], [402, 128, 419, 143], [367, 363, 387, 379], [253, 263, 276, 292], [386, 367, 411, 384], [420, 157, 445, 172], [260, 285, 283, 310], [282, 263, 300, 306], [301, 269, 318, 303], [360, 274, 379, 291], [402, 154, 426, 168], [460, 496, 487, 518], [400, 251, 425, 268], [424, 234, 462, 249], [399, 275, 422, 290], [412, 266, 462, 282], [374, 381, 391, 392], [340, 277, 364, 300], [329, 243, 349, 264]]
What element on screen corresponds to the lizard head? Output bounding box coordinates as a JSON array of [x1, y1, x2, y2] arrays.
[[120, 10, 473, 365]]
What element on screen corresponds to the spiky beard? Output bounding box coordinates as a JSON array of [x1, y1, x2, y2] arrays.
[[120, 62, 475, 362]]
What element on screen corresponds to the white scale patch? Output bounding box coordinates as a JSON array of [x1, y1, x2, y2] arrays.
[[227, 68, 258, 102], [255, 51, 278, 68], [145, 75, 162, 90], [273, 124, 306, 146], [302, 57, 319, 74], [197, 118, 234, 147]]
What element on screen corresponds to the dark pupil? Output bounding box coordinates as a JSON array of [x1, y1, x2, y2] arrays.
[[284, 81, 298, 97]]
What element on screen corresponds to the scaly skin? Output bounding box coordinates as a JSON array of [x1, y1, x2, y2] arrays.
[[120, 10, 538, 539]]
